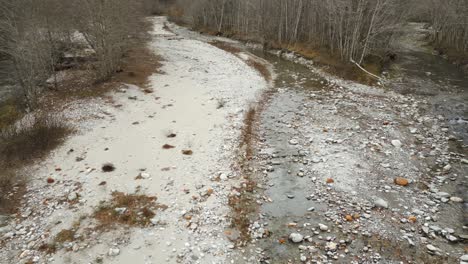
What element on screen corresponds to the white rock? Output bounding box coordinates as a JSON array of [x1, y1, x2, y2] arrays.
[[391, 140, 402, 148], [446, 235, 458, 242], [318, 224, 328, 231], [289, 139, 299, 145], [219, 173, 228, 181], [426, 244, 439, 252], [289, 233, 304, 243], [374, 198, 388, 209], [450, 196, 463, 203], [300, 255, 307, 262], [437, 192, 450, 198], [461, 255, 468, 261], [442, 164, 451, 172], [108, 248, 120, 256], [67, 192, 78, 201], [114, 208, 127, 214], [140, 172, 150, 179], [325, 242, 337, 251], [19, 250, 30, 259]]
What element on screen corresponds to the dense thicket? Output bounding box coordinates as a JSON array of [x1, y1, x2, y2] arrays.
[[170, 0, 408, 64], [0, 0, 146, 109]]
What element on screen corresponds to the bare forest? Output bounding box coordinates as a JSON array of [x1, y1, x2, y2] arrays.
[[168, 0, 468, 70], [0, 0, 157, 109], [1, 0, 467, 109]]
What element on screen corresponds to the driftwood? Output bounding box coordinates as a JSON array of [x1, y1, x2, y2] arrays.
[[350, 58, 383, 81]]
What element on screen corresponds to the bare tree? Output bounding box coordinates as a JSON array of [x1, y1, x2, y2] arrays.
[[1, 0, 148, 110], [428, 0, 468, 58], [171, 0, 405, 65]]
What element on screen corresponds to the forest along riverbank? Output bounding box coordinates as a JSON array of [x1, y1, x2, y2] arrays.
[[232, 43, 467, 262], [0, 17, 270, 264]]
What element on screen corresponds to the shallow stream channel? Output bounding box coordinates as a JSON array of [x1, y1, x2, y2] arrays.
[[233, 44, 467, 263]]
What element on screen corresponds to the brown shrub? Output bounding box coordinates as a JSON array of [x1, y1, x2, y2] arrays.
[[54, 229, 76, 243], [94, 192, 167, 228]]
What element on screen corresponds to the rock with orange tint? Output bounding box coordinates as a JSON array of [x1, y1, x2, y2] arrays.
[[394, 177, 409, 186], [204, 188, 214, 196], [408, 216, 417, 223], [224, 229, 240, 241], [183, 214, 192, 220], [326, 178, 334, 184], [345, 215, 353, 221]]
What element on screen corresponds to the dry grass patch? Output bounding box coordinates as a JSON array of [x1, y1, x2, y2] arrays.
[[281, 42, 381, 85], [0, 114, 70, 214], [0, 171, 25, 215], [54, 229, 77, 243], [246, 58, 271, 82], [0, 99, 23, 131], [209, 41, 243, 54], [0, 114, 71, 167], [37, 243, 57, 254], [240, 106, 256, 159], [228, 181, 258, 243], [229, 90, 274, 244], [94, 192, 167, 228], [40, 20, 161, 104]]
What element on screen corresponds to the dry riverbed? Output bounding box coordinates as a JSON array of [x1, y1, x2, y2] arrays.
[[0, 17, 270, 264], [0, 17, 467, 264]]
